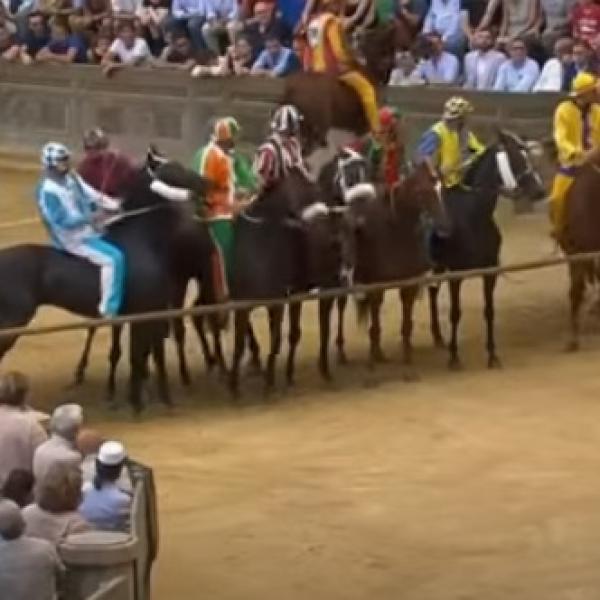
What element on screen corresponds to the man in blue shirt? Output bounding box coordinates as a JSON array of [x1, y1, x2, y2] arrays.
[[251, 33, 299, 77], [422, 0, 466, 57], [35, 19, 87, 63], [201, 0, 238, 55], [19, 11, 49, 61], [166, 0, 207, 50], [416, 31, 460, 84], [493, 37, 540, 92]]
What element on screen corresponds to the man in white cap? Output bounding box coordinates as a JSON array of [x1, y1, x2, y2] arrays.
[[0, 499, 65, 600], [79, 440, 132, 532], [33, 403, 83, 485]]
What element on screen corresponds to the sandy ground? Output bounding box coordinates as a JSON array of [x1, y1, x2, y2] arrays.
[[3, 170, 600, 599]]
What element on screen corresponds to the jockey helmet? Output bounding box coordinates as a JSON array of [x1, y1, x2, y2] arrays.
[[271, 104, 303, 135], [378, 106, 400, 131], [443, 96, 474, 120], [213, 117, 240, 142], [83, 127, 109, 151], [569, 72, 597, 97], [41, 142, 71, 169]]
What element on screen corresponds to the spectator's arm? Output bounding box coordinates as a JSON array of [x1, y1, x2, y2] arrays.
[[299, 0, 317, 30], [493, 62, 507, 91], [442, 11, 462, 41], [477, 0, 501, 31], [523, 0, 541, 34], [226, 0, 237, 22], [271, 49, 292, 77], [416, 130, 440, 162], [204, 0, 216, 21], [1, 43, 21, 62], [170, 0, 186, 19], [251, 49, 269, 74], [421, 8, 433, 34]]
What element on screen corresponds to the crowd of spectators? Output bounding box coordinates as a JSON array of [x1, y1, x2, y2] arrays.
[[0, 371, 133, 600], [0, 0, 599, 89]]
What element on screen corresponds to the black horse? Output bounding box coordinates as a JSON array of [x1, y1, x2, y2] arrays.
[[0, 158, 211, 413], [428, 129, 546, 369]]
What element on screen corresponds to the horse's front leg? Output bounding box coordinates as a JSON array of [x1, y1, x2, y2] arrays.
[[151, 325, 173, 408], [448, 279, 463, 370], [318, 297, 334, 381], [246, 321, 262, 375], [128, 324, 150, 415], [368, 291, 386, 367], [428, 282, 445, 348], [483, 275, 501, 368], [229, 309, 248, 399], [107, 325, 123, 404], [286, 301, 302, 386], [171, 279, 192, 386], [567, 262, 586, 352], [400, 285, 419, 380], [336, 295, 349, 364], [73, 327, 97, 386], [265, 305, 284, 395]]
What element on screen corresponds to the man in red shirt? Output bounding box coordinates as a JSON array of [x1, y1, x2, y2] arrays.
[[572, 0, 600, 44]]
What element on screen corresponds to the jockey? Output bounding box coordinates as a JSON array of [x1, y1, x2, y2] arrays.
[[550, 72, 600, 243], [416, 96, 485, 191], [305, 0, 380, 134], [253, 104, 306, 194], [36, 142, 125, 317], [195, 118, 239, 303]]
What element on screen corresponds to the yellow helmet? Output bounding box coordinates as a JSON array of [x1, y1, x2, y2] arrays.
[[569, 72, 598, 97], [443, 96, 474, 120]]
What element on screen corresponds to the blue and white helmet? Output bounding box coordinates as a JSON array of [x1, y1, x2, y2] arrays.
[[41, 142, 71, 169], [271, 104, 303, 135]]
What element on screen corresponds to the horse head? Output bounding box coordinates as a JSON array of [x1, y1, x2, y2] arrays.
[[330, 147, 377, 206], [355, 23, 397, 86]]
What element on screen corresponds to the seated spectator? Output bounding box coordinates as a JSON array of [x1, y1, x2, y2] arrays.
[[250, 32, 299, 76], [33, 403, 82, 486], [79, 441, 132, 531], [0, 372, 47, 489], [36, 17, 87, 63], [540, 0, 575, 55], [154, 30, 196, 68], [68, 0, 111, 41], [102, 19, 150, 73], [166, 0, 207, 51], [201, 0, 238, 56], [2, 469, 35, 508], [136, 0, 169, 55], [0, 499, 65, 600], [415, 31, 460, 84], [243, 0, 289, 60], [493, 36, 540, 91], [388, 50, 426, 86], [86, 30, 111, 61], [0, 22, 22, 60], [496, 0, 541, 49], [422, 0, 467, 57], [534, 36, 573, 91], [571, 0, 600, 44], [463, 28, 506, 90], [23, 463, 92, 545], [19, 11, 50, 61]]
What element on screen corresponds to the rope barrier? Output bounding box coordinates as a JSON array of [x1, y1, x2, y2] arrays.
[[1, 248, 597, 341]]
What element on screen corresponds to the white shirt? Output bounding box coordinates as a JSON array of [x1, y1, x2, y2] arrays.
[[109, 37, 151, 65], [33, 435, 81, 485], [111, 0, 141, 12], [533, 57, 563, 92]]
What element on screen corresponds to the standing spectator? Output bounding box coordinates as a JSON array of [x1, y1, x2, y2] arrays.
[[494, 36, 540, 91], [250, 32, 299, 76], [460, 0, 492, 43], [463, 27, 506, 89], [36, 18, 87, 63], [388, 49, 425, 85], [33, 403, 82, 486], [416, 31, 461, 83], [19, 11, 50, 61], [23, 463, 92, 545], [68, 0, 111, 40], [167, 0, 207, 50], [79, 441, 132, 532], [101, 18, 150, 73], [201, 0, 237, 55], [540, 0, 576, 55], [534, 36, 573, 91], [136, 0, 169, 55], [154, 30, 197, 68], [0, 21, 21, 59], [242, 0, 289, 60], [0, 499, 65, 600], [0, 372, 47, 489], [571, 0, 600, 43], [2, 469, 35, 507], [422, 0, 467, 57], [496, 0, 541, 48]]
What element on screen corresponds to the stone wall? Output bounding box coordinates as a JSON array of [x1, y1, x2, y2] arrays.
[[0, 63, 561, 163]]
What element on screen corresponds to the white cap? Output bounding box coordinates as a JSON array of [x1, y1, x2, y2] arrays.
[[50, 403, 83, 437], [98, 441, 126, 466]]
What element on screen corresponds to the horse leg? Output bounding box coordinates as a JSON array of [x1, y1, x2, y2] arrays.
[[107, 325, 123, 405], [428, 284, 445, 348], [190, 314, 217, 374], [151, 331, 172, 408], [400, 285, 419, 381], [336, 295, 349, 364], [246, 321, 262, 375], [265, 305, 284, 395], [318, 297, 334, 381], [285, 302, 302, 387], [483, 275, 501, 368], [567, 263, 586, 352], [128, 324, 150, 415], [368, 292, 386, 367], [73, 327, 97, 386], [229, 309, 248, 399], [448, 279, 463, 370]]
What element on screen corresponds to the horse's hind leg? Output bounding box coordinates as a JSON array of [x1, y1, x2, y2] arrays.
[[151, 330, 172, 408], [428, 283, 445, 348], [336, 295, 349, 364], [265, 305, 284, 395], [483, 275, 501, 368], [400, 285, 419, 381], [229, 309, 248, 398], [128, 324, 150, 415], [73, 327, 97, 386], [286, 301, 302, 387], [107, 325, 123, 405], [368, 292, 386, 367], [246, 322, 262, 374], [568, 263, 586, 352], [318, 297, 334, 381], [448, 279, 463, 370], [170, 279, 192, 386]]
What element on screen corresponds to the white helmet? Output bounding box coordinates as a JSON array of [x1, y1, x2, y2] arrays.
[[271, 105, 303, 135], [41, 142, 71, 169]]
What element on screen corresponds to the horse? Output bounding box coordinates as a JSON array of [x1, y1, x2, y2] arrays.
[[0, 158, 211, 414], [428, 129, 546, 370]]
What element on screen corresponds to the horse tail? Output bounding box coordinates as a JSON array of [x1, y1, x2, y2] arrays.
[[355, 294, 369, 326]]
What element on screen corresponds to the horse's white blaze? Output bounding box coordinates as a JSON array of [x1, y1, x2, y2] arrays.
[[344, 183, 376, 203], [496, 151, 518, 190], [302, 202, 330, 221]]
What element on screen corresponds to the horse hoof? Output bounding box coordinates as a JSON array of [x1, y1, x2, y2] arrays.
[[337, 351, 349, 365], [403, 369, 420, 383], [247, 360, 262, 378], [565, 340, 580, 353], [433, 336, 446, 349], [180, 373, 192, 387], [488, 356, 502, 369], [448, 357, 463, 371], [371, 351, 387, 364]]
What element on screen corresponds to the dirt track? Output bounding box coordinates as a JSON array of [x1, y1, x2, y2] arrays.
[[4, 170, 600, 599]]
